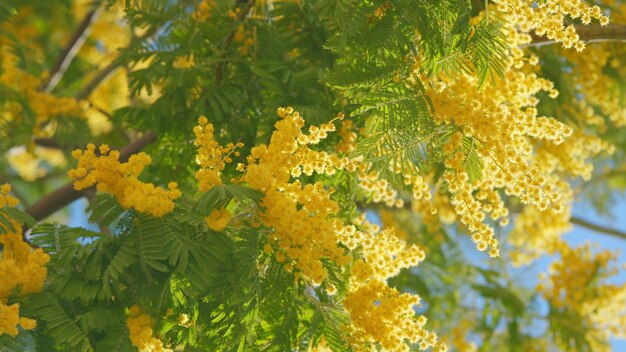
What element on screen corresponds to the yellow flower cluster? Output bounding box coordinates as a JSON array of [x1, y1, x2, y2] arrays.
[[341, 224, 446, 352], [562, 42, 626, 128], [494, 0, 609, 51], [0, 185, 50, 336], [421, 12, 595, 255], [0, 48, 82, 137], [535, 131, 614, 181], [448, 318, 478, 352], [68, 144, 181, 217], [537, 244, 626, 351], [509, 181, 573, 266], [1, 4, 128, 141], [242, 107, 353, 285], [126, 305, 172, 352], [204, 208, 231, 232], [233, 24, 254, 56], [442, 133, 500, 257], [357, 167, 404, 208], [7, 146, 67, 181], [194, 108, 443, 351], [336, 119, 357, 154], [0, 184, 19, 208], [194, 116, 242, 192], [192, 0, 216, 21]]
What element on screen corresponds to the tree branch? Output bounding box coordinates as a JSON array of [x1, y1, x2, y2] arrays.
[[570, 216, 626, 240], [40, 1, 104, 93], [25, 132, 156, 222], [529, 24, 626, 47]]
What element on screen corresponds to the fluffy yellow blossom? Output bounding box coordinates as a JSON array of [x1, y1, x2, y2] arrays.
[[205, 209, 231, 231], [336, 119, 357, 154], [68, 144, 181, 217], [85, 109, 114, 136], [241, 107, 355, 285], [448, 318, 478, 352], [193, 116, 242, 192], [340, 222, 445, 352], [562, 43, 626, 128], [494, 0, 609, 50], [418, 8, 594, 255], [537, 244, 626, 351], [0, 187, 50, 336], [192, 0, 216, 21], [202, 108, 443, 351], [7, 146, 67, 181], [0, 46, 82, 137], [126, 305, 172, 352], [0, 184, 20, 208], [172, 55, 195, 69]]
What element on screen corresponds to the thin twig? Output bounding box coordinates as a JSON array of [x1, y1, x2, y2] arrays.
[[570, 216, 626, 240], [40, 1, 105, 93], [528, 24, 626, 47]]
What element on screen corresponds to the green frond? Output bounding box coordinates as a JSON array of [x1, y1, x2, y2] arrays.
[[356, 124, 451, 177], [94, 326, 134, 352], [0, 206, 35, 234], [85, 194, 128, 226], [29, 224, 101, 265], [195, 184, 262, 214], [25, 293, 94, 352], [0, 330, 36, 352], [463, 136, 484, 183]]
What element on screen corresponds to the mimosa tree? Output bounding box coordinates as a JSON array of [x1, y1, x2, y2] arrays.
[[1, 0, 626, 351]]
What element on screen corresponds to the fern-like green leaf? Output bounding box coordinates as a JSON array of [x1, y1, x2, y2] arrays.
[[25, 293, 94, 352]]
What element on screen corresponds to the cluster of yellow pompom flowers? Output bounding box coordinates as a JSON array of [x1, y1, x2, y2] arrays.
[[241, 107, 354, 285], [204, 208, 232, 232], [68, 144, 181, 217], [0, 184, 50, 336], [494, 0, 609, 51], [537, 244, 626, 352], [192, 108, 445, 351], [341, 223, 447, 352], [193, 116, 242, 192], [126, 305, 172, 352]]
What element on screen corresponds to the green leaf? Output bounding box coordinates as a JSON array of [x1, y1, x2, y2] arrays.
[[86, 194, 127, 226], [0, 330, 36, 352], [0, 207, 35, 233], [196, 184, 262, 214], [25, 293, 94, 352]]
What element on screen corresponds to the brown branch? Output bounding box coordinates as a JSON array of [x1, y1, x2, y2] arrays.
[[529, 24, 626, 47], [25, 132, 156, 222], [40, 1, 105, 93], [33, 138, 61, 149], [570, 216, 626, 240]]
